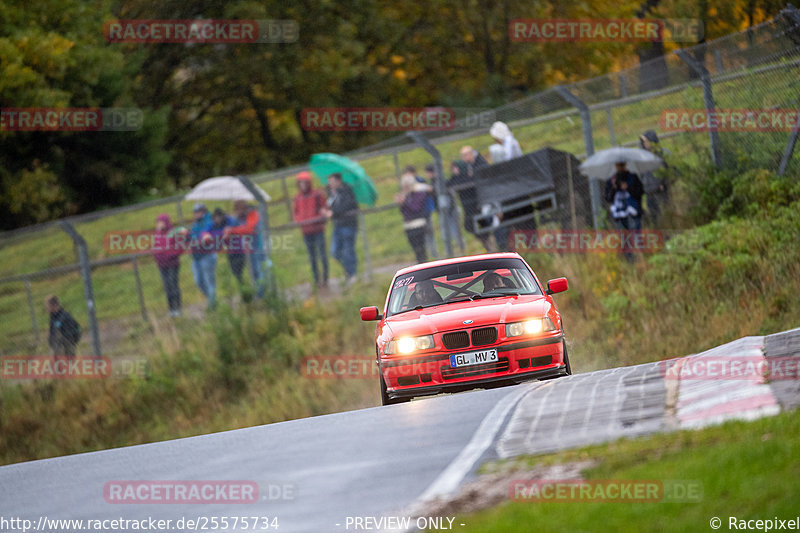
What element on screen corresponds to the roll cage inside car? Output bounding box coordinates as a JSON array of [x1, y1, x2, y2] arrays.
[[386, 258, 543, 317]]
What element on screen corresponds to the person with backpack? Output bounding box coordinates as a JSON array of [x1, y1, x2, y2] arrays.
[[46, 295, 81, 357]]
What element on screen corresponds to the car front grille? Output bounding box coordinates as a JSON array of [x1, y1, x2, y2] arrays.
[[442, 331, 470, 350], [471, 327, 498, 346], [441, 357, 509, 380]]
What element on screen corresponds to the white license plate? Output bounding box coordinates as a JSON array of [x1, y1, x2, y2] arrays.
[[449, 349, 498, 368]]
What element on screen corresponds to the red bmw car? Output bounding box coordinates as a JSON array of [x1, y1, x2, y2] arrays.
[[360, 252, 571, 405]]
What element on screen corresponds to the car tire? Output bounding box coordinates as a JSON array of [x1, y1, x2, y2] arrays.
[[380, 374, 410, 406], [540, 340, 572, 380]]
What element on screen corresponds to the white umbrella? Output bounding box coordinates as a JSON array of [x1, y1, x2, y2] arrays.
[[579, 147, 663, 179], [184, 176, 271, 201]]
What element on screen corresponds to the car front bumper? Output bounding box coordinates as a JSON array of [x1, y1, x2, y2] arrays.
[[380, 333, 567, 399]]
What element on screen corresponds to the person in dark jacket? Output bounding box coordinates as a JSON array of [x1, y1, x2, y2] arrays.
[[46, 295, 81, 357], [153, 213, 185, 317], [639, 130, 669, 225], [455, 146, 492, 251], [604, 160, 644, 230], [322, 173, 359, 285], [293, 171, 329, 288], [396, 172, 430, 263]]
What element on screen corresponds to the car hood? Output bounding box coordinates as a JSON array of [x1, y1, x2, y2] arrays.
[[384, 295, 551, 337]]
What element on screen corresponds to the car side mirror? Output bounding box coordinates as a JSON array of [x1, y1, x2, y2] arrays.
[[360, 306, 382, 321], [546, 277, 568, 295]]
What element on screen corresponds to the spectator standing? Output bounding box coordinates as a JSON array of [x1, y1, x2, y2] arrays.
[[153, 213, 184, 317], [488, 121, 522, 162], [639, 130, 669, 225], [456, 146, 492, 251], [603, 160, 644, 231], [322, 173, 359, 286], [225, 200, 266, 299], [293, 171, 329, 289], [46, 295, 81, 357], [189, 203, 217, 310], [396, 172, 430, 263], [210, 208, 245, 284], [408, 164, 438, 259]]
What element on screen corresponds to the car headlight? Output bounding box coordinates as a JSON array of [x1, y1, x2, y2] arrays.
[[384, 335, 435, 355], [506, 317, 556, 337]]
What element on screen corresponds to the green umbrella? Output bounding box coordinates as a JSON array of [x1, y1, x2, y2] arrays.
[[309, 153, 378, 206]]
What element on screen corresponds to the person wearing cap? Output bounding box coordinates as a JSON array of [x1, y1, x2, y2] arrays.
[[293, 171, 329, 289], [189, 203, 217, 309], [153, 213, 186, 317], [604, 160, 644, 231], [225, 200, 266, 299], [210, 207, 245, 284], [488, 121, 522, 163]]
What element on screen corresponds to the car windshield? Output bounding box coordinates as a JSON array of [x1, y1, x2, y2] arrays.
[[386, 258, 542, 317]]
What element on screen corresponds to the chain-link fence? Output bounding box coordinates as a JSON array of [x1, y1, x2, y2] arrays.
[[1, 6, 798, 361]]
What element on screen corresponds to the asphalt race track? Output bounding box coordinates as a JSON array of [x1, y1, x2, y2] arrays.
[[1, 329, 798, 533]]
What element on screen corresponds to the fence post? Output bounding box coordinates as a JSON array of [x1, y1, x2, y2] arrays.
[[555, 86, 602, 230], [175, 199, 184, 225], [406, 132, 454, 257], [778, 108, 800, 176], [236, 175, 275, 297], [24, 277, 40, 345], [281, 176, 293, 220], [605, 107, 617, 146], [131, 257, 148, 322], [59, 221, 101, 357], [676, 49, 723, 169], [618, 73, 628, 98]]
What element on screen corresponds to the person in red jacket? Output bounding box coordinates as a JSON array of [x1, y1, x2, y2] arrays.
[[153, 213, 186, 317], [224, 200, 266, 299], [293, 171, 329, 288]]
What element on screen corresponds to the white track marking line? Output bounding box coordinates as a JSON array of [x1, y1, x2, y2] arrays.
[[417, 384, 531, 502], [383, 384, 536, 533]]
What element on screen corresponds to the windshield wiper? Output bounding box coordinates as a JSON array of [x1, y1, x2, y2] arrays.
[[481, 289, 522, 297]]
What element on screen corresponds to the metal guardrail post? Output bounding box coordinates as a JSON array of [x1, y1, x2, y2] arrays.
[[236, 175, 276, 297], [59, 221, 101, 357], [406, 132, 454, 257], [555, 86, 602, 230], [132, 257, 148, 322], [676, 49, 723, 169]]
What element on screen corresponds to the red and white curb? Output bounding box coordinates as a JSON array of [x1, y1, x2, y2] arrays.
[[667, 336, 781, 429]]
